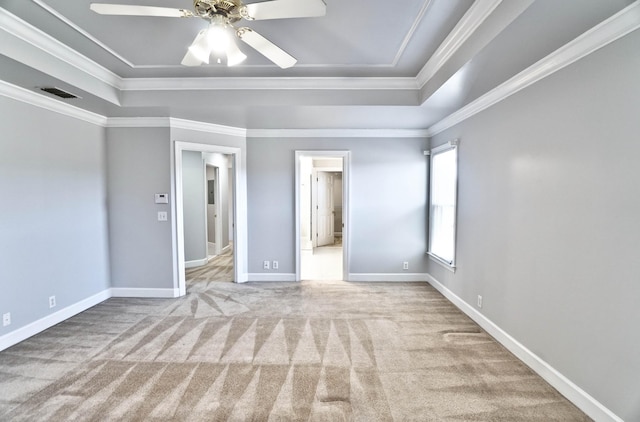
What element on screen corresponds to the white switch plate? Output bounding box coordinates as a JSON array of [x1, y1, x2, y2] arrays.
[[477, 295, 483, 308], [158, 211, 168, 221], [403, 261, 409, 270], [2, 312, 10, 327]]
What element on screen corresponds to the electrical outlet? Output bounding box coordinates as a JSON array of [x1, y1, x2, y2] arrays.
[[403, 261, 409, 270], [49, 296, 56, 308], [157, 211, 168, 221], [263, 260, 270, 270], [477, 295, 483, 308], [2, 312, 10, 327], [272, 260, 279, 270]]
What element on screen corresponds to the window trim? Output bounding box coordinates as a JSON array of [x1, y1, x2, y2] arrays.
[[427, 139, 459, 271]]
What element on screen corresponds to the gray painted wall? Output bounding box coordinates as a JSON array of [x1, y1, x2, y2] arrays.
[[182, 150, 206, 262], [105, 127, 246, 290], [427, 31, 640, 421], [106, 127, 174, 289], [247, 138, 429, 274], [0, 97, 110, 335]]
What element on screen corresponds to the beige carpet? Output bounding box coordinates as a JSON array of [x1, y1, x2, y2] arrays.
[[186, 244, 234, 284], [0, 277, 590, 421]]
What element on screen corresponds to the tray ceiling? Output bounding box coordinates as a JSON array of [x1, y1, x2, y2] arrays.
[[1, 0, 635, 130]]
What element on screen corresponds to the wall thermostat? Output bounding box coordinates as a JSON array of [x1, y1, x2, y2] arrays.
[[155, 193, 169, 204]]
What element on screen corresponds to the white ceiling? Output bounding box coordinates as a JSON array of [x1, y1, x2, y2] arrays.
[[0, 0, 635, 130]]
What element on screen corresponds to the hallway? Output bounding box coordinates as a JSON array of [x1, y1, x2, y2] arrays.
[[301, 237, 343, 281], [185, 244, 234, 288]]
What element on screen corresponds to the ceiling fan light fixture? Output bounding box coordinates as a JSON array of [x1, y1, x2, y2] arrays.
[[90, 0, 328, 69], [181, 49, 204, 66], [187, 29, 211, 63], [226, 38, 247, 66], [206, 23, 232, 54]]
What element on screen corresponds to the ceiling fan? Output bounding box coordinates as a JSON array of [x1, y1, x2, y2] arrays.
[[89, 0, 327, 68]]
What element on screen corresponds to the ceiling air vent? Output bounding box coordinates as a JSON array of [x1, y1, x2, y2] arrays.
[[40, 87, 80, 99]]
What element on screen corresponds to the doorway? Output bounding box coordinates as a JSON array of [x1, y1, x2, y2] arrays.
[[183, 152, 234, 287], [295, 151, 350, 281], [174, 141, 247, 297]]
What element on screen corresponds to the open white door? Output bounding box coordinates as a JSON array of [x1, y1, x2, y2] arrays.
[[316, 171, 335, 247]]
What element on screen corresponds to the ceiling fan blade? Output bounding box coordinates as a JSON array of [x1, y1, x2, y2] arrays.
[[237, 28, 296, 69], [243, 0, 326, 20], [90, 3, 192, 18]]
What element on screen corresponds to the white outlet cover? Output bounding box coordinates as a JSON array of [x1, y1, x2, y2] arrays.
[[2, 313, 10, 326]]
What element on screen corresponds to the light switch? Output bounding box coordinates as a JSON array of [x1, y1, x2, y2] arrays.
[[158, 211, 168, 221]]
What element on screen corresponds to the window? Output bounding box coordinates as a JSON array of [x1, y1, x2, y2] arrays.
[[428, 140, 458, 269]]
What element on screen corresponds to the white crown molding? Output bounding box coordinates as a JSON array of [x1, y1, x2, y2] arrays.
[[120, 77, 418, 91], [170, 118, 247, 137], [416, 0, 502, 89], [0, 7, 122, 89], [104, 116, 247, 137], [428, 0, 640, 136], [32, 0, 135, 68], [247, 128, 430, 138], [105, 117, 170, 128], [391, 0, 433, 66], [0, 80, 107, 126], [426, 274, 623, 422]]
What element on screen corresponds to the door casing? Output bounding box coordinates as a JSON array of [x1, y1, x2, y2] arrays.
[[173, 141, 247, 296], [295, 150, 350, 282]]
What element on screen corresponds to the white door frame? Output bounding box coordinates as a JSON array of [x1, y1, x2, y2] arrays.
[[295, 150, 350, 282], [173, 141, 248, 296]]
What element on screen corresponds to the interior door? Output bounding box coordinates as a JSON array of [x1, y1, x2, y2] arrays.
[[316, 171, 335, 246]]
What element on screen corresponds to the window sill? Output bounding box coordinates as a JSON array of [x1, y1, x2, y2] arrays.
[[427, 252, 456, 273]]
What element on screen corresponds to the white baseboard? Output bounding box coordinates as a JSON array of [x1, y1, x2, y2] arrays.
[[110, 288, 180, 298], [221, 244, 231, 253], [185, 258, 207, 269], [425, 273, 623, 422], [0, 289, 111, 352], [247, 273, 296, 282], [348, 273, 427, 282]]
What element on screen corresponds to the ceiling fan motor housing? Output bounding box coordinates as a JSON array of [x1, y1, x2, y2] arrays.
[[193, 0, 242, 22]]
